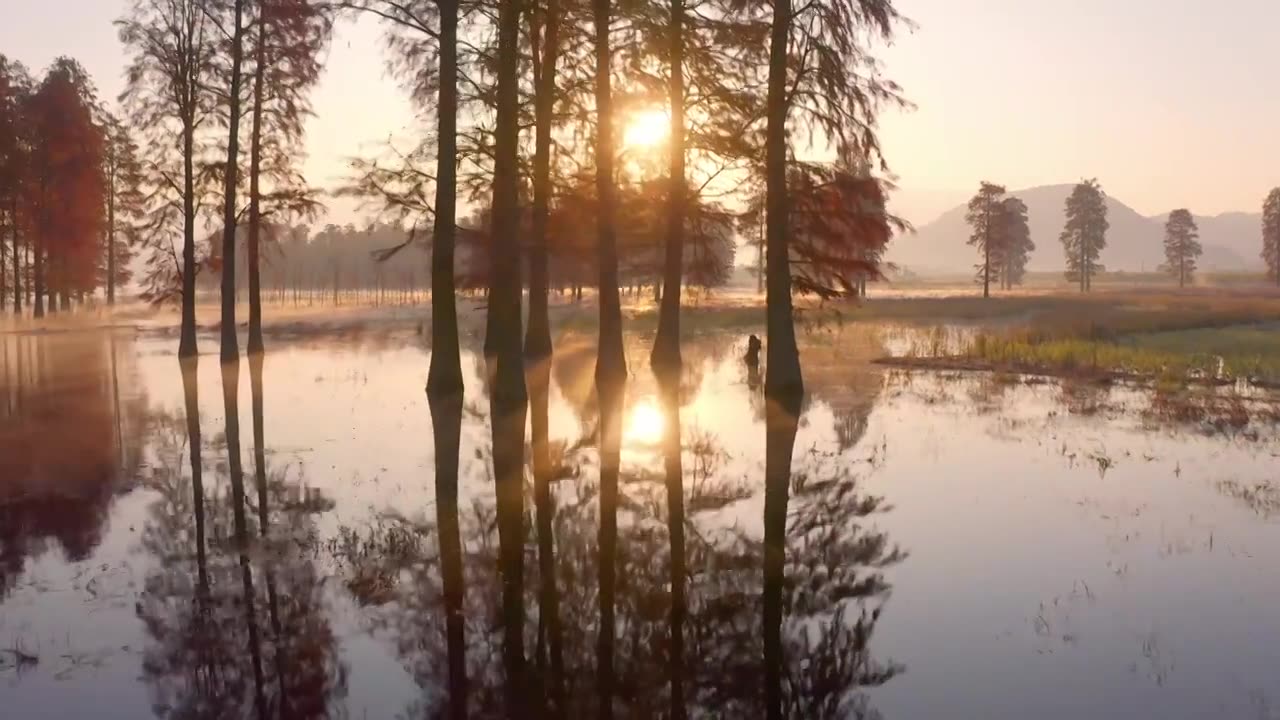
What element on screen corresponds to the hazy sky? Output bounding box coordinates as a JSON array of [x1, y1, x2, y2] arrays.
[[4, 0, 1277, 227]]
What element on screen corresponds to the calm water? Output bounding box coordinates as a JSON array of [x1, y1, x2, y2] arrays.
[[2, 326, 1279, 719]]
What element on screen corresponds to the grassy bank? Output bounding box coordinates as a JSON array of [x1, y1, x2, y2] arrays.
[[882, 291, 1280, 386]]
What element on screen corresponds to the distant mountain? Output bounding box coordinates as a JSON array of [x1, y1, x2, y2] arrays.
[[887, 184, 1263, 275]]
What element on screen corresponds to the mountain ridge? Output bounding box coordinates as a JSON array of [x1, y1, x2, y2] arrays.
[[888, 184, 1263, 275]]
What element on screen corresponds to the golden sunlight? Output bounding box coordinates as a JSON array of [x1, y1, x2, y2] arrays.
[[622, 109, 670, 149], [624, 398, 665, 446]]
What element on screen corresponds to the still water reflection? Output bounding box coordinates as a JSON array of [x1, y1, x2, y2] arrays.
[[2, 328, 1280, 719]]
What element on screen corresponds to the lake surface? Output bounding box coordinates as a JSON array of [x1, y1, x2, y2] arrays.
[[2, 325, 1279, 719]]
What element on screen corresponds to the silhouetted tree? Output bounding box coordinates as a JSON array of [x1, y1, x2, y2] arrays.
[[119, 0, 219, 356], [525, 0, 565, 362], [965, 181, 1004, 298], [995, 196, 1032, 289], [1060, 178, 1108, 292], [340, 0, 467, 395], [1162, 208, 1200, 288], [789, 156, 905, 300], [0, 56, 33, 315], [244, 0, 331, 354], [1262, 187, 1280, 286], [748, 0, 907, 396], [594, 0, 626, 387], [24, 58, 107, 315], [215, 0, 249, 362]]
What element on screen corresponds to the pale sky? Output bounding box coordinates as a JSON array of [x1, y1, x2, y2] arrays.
[[4, 0, 1277, 227]]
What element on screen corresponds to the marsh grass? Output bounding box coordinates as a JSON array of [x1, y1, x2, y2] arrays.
[[885, 291, 1280, 386]]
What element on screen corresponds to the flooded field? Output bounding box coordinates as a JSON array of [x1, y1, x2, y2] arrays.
[[3, 325, 1280, 719]]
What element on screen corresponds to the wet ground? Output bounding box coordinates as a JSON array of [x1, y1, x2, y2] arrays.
[[2, 325, 1279, 719]]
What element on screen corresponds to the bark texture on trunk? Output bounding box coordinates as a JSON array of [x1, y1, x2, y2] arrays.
[[247, 10, 267, 355], [218, 0, 246, 362], [525, 0, 560, 362], [594, 0, 625, 388], [490, 0, 528, 713], [179, 112, 197, 358], [764, 0, 802, 398], [427, 0, 464, 395], [651, 0, 685, 373]]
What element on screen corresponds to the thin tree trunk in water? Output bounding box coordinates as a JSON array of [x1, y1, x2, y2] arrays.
[[593, 0, 626, 711], [528, 361, 564, 714], [219, 0, 246, 363], [427, 0, 464, 395], [247, 10, 267, 355], [764, 0, 801, 397], [594, 0, 625, 387], [651, 0, 685, 373], [525, 0, 560, 362], [11, 206, 20, 313], [107, 173, 116, 305], [490, 0, 528, 713], [429, 390, 469, 719], [658, 373, 686, 719], [33, 230, 43, 318], [180, 112, 197, 357], [763, 391, 802, 720]]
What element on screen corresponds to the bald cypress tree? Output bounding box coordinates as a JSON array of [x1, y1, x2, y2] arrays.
[[1163, 208, 1200, 288], [1061, 179, 1108, 292], [965, 181, 1005, 299], [1262, 188, 1280, 286], [119, 0, 219, 358]]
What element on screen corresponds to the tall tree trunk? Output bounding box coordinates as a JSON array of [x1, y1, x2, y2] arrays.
[[764, 0, 802, 397], [219, 0, 246, 363], [11, 205, 19, 313], [594, 0, 626, 387], [1079, 232, 1086, 293], [525, 0, 560, 362], [982, 213, 990, 298], [490, 0, 528, 714], [651, 0, 685, 373], [427, 0, 464, 395], [32, 233, 43, 318], [247, 9, 267, 355], [764, 391, 802, 720], [180, 112, 198, 358], [107, 181, 116, 306]]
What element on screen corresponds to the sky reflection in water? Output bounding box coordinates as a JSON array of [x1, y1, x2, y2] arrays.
[[1, 328, 1279, 719]]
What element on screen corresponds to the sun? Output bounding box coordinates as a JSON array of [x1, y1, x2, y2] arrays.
[[623, 109, 670, 149], [624, 398, 666, 446]]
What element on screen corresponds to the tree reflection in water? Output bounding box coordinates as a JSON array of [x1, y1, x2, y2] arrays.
[[137, 355, 347, 719], [339, 343, 902, 718], [0, 332, 149, 598]]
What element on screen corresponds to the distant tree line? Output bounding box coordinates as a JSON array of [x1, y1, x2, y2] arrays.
[[0, 56, 144, 317]]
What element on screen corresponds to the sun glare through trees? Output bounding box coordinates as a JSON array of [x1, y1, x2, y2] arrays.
[[3, 2, 1280, 719]]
